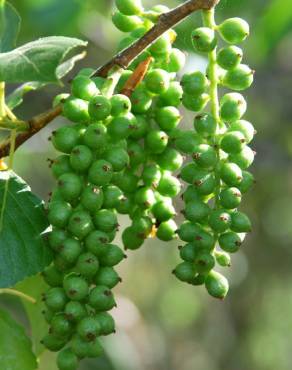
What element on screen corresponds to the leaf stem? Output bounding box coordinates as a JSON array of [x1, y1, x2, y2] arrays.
[[0, 288, 36, 304], [0, 82, 6, 118], [0, 118, 29, 131], [100, 66, 123, 98]]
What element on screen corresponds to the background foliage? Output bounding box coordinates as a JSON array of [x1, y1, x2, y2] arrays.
[[1, 0, 292, 369]]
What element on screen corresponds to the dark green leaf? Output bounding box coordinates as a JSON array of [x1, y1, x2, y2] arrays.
[[0, 170, 52, 288], [0, 307, 37, 370], [0, 36, 87, 83], [0, 2, 21, 52], [16, 275, 48, 356], [6, 51, 86, 109]]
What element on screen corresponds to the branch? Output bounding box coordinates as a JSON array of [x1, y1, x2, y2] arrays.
[[0, 0, 219, 158]]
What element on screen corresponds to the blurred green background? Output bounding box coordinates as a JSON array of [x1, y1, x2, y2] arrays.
[[1, 0, 292, 369]]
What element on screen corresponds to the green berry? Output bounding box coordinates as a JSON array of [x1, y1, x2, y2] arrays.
[[129, 114, 147, 139], [112, 10, 142, 32], [229, 146, 255, 169], [63, 97, 89, 123], [85, 230, 109, 257], [192, 144, 217, 169], [231, 211, 251, 232], [51, 126, 79, 154], [192, 168, 216, 195], [83, 122, 108, 152], [180, 163, 198, 184], [99, 244, 125, 266], [179, 243, 197, 262], [57, 173, 83, 202], [135, 187, 155, 209], [229, 120, 255, 144], [59, 238, 82, 264], [86, 338, 104, 358], [127, 141, 146, 167], [95, 312, 115, 335], [51, 313, 72, 337], [88, 160, 113, 186], [63, 274, 89, 301], [223, 64, 254, 91], [94, 209, 118, 232], [110, 94, 131, 116], [150, 33, 172, 56], [159, 81, 183, 107], [113, 170, 139, 193], [145, 69, 170, 94], [157, 147, 183, 171], [51, 155, 72, 178], [70, 145, 93, 172], [218, 17, 250, 44], [142, 164, 161, 187], [57, 348, 78, 370], [48, 229, 68, 252], [156, 219, 177, 241], [145, 130, 168, 154], [104, 147, 129, 171], [173, 262, 195, 283], [88, 95, 111, 121], [80, 184, 104, 213], [192, 228, 215, 251], [152, 199, 176, 222], [220, 93, 247, 122], [184, 200, 210, 223], [107, 113, 137, 139], [174, 131, 203, 154], [155, 106, 181, 131], [116, 0, 143, 15], [181, 71, 209, 95], [191, 27, 217, 52], [167, 48, 186, 73], [177, 221, 201, 242], [71, 335, 89, 358], [48, 201, 72, 228], [194, 113, 217, 137], [103, 185, 123, 209], [53, 93, 69, 108], [41, 333, 66, 352], [76, 252, 99, 279], [122, 226, 144, 250], [220, 162, 242, 186], [89, 285, 116, 311], [219, 187, 242, 209], [238, 170, 254, 193], [131, 85, 153, 114], [77, 316, 101, 341], [217, 46, 243, 70], [219, 231, 242, 253], [64, 301, 87, 322], [221, 131, 246, 154], [45, 287, 67, 311], [209, 209, 231, 233], [43, 265, 63, 287], [157, 172, 181, 197], [95, 267, 121, 288], [71, 76, 98, 101], [215, 251, 231, 267], [68, 210, 94, 239], [182, 93, 209, 112], [205, 270, 229, 299], [194, 252, 215, 273]]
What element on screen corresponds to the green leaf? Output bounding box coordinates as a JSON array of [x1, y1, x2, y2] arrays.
[[16, 275, 48, 356], [0, 307, 37, 370], [6, 51, 86, 109], [0, 170, 52, 288], [0, 36, 87, 83], [0, 2, 21, 52]]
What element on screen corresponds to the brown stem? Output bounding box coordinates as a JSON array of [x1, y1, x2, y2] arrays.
[[0, 0, 219, 159]]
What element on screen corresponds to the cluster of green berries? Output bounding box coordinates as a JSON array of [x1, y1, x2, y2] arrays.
[[112, 1, 188, 246], [41, 1, 255, 367], [173, 13, 255, 299]]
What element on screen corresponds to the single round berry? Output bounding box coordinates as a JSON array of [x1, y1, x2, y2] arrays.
[[110, 94, 131, 116], [88, 160, 113, 186], [63, 274, 89, 301], [95, 312, 115, 335], [192, 144, 217, 169], [191, 27, 217, 52], [157, 172, 181, 197], [85, 230, 109, 257], [95, 266, 121, 289], [94, 209, 118, 232], [182, 93, 209, 112], [58, 238, 82, 265], [63, 97, 89, 123], [157, 147, 183, 172], [231, 211, 251, 232], [80, 184, 104, 213], [209, 209, 231, 233], [173, 262, 196, 283], [219, 231, 242, 253], [88, 95, 111, 121], [50, 313, 72, 337], [181, 71, 209, 95], [68, 210, 94, 239], [179, 243, 197, 262], [130, 85, 153, 114], [220, 93, 247, 122], [166, 48, 186, 73], [104, 147, 129, 172], [57, 173, 83, 202], [45, 287, 68, 312], [218, 17, 250, 44], [112, 11, 142, 32], [57, 348, 78, 370], [215, 251, 231, 267], [184, 200, 210, 223], [220, 162, 242, 186], [238, 170, 254, 193], [177, 221, 201, 242], [71, 76, 98, 101], [194, 252, 215, 274], [223, 64, 254, 91], [115, 0, 143, 15], [145, 69, 170, 94], [229, 120, 255, 144], [194, 113, 217, 137], [159, 81, 183, 107], [107, 113, 137, 139], [51, 155, 72, 178], [76, 252, 99, 279], [77, 316, 101, 342], [174, 131, 203, 154], [89, 285, 116, 311], [82, 122, 108, 152], [65, 301, 87, 322], [217, 45, 243, 70], [41, 333, 67, 352], [150, 33, 172, 56], [98, 244, 125, 266], [156, 219, 177, 241], [48, 201, 72, 228], [51, 126, 79, 154], [220, 131, 246, 154], [229, 146, 255, 169], [219, 187, 242, 209], [134, 187, 155, 209], [145, 130, 168, 154], [103, 185, 123, 209], [155, 106, 181, 131], [205, 270, 229, 299], [142, 164, 161, 187], [122, 226, 144, 250], [70, 145, 93, 172], [152, 199, 176, 222]]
